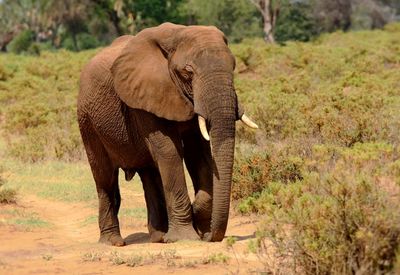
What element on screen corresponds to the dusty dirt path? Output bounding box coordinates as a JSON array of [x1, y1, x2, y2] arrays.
[[0, 191, 264, 274]]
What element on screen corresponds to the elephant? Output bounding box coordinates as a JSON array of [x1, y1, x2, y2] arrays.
[[77, 23, 258, 246]]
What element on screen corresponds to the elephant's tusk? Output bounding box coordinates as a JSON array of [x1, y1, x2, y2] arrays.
[[198, 116, 210, 141], [241, 114, 259, 129]]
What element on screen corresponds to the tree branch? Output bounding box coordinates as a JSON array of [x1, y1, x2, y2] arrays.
[[249, 0, 267, 17]]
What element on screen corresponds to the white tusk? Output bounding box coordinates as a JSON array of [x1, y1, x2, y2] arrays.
[[241, 114, 259, 129], [198, 115, 210, 141]]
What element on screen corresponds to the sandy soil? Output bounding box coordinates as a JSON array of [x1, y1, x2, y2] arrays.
[[0, 190, 265, 274]]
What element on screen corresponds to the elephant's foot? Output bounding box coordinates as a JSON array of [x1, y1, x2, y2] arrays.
[[99, 233, 125, 246], [202, 232, 213, 242], [149, 230, 165, 243], [193, 214, 211, 239], [192, 191, 212, 238], [163, 225, 200, 243]]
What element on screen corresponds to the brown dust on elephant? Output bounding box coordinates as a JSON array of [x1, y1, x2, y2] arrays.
[[77, 23, 258, 246]]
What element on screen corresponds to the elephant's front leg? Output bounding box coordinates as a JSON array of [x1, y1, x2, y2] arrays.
[[182, 130, 213, 239], [138, 167, 168, 242], [147, 131, 199, 242]]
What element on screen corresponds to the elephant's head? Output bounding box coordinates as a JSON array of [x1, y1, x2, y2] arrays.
[[111, 23, 257, 242]]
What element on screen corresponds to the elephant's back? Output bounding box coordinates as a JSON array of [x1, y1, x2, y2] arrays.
[[78, 35, 134, 111], [92, 35, 134, 70], [80, 35, 134, 91]]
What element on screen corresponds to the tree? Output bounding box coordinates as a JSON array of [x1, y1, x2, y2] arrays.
[[0, 0, 55, 50], [274, 1, 317, 43], [249, 0, 281, 43], [351, 0, 397, 30], [181, 0, 262, 43], [312, 0, 352, 32]]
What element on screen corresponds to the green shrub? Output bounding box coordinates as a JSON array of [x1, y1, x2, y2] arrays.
[[238, 142, 400, 274], [0, 166, 17, 204], [232, 149, 303, 200], [232, 31, 400, 274], [232, 24, 400, 146], [61, 36, 76, 51], [0, 49, 97, 161], [0, 188, 17, 204], [247, 168, 399, 273], [7, 30, 35, 54], [77, 33, 101, 50], [274, 1, 318, 43], [62, 33, 101, 51]]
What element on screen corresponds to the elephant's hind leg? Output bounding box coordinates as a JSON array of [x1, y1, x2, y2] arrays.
[[96, 169, 125, 246], [138, 167, 168, 242], [80, 124, 125, 246]]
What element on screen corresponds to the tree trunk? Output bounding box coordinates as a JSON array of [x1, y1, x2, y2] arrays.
[[72, 32, 78, 51], [261, 0, 275, 43], [250, 0, 279, 43], [108, 10, 123, 36]]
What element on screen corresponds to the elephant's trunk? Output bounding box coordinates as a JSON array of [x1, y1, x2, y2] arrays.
[[209, 111, 235, 241], [194, 73, 236, 242]]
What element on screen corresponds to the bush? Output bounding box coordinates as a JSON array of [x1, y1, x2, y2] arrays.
[[233, 148, 303, 200], [275, 1, 318, 43], [236, 140, 400, 274], [0, 49, 97, 161], [242, 149, 400, 274], [232, 24, 400, 146], [0, 188, 17, 204], [61, 36, 76, 51], [62, 33, 101, 51], [7, 30, 35, 54], [0, 166, 17, 204], [77, 33, 101, 50]]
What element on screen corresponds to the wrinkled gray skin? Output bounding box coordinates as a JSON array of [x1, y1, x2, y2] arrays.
[[77, 23, 242, 245]]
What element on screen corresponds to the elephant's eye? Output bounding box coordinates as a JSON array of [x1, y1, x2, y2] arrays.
[[184, 64, 193, 72], [181, 64, 193, 80], [181, 71, 192, 80]]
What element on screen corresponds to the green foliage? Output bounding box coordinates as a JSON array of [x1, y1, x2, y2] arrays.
[[203, 252, 230, 264], [231, 24, 400, 274], [0, 165, 17, 204], [0, 188, 17, 204], [182, 0, 262, 43], [119, 207, 147, 219], [7, 30, 35, 54], [225, 236, 237, 247], [76, 33, 101, 50], [244, 155, 400, 274], [0, 49, 97, 161], [233, 151, 303, 200], [3, 160, 97, 203], [81, 251, 103, 262], [232, 25, 400, 147], [132, 0, 185, 27], [1, 0, 399, 53], [0, 208, 50, 229], [42, 254, 53, 261], [274, 1, 318, 42], [62, 33, 101, 51]]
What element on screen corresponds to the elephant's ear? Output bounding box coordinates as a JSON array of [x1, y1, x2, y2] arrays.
[[111, 23, 194, 121]]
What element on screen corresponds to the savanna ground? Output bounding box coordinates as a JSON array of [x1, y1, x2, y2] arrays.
[[1, 24, 400, 274], [0, 159, 262, 274]]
